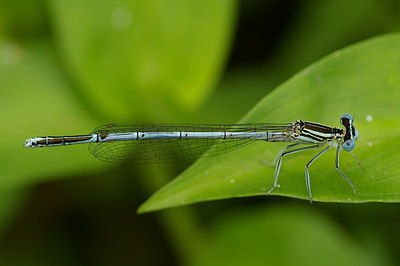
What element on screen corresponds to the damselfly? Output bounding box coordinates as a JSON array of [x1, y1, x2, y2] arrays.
[[24, 114, 363, 201]]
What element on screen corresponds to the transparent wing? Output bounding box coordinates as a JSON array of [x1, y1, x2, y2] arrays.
[[88, 123, 290, 163], [89, 137, 257, 163]]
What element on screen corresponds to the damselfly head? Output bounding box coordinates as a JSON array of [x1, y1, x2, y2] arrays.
[[340, 113, 358, 151]]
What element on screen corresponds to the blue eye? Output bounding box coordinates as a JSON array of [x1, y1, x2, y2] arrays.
[[342, 139, 356, 151], [354, 129, 359, 141], [340, 113, 353, 125], [341, 114, 353, 121]]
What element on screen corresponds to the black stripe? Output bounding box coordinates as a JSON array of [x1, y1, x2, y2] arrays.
[[301, 132, 327, 142], [304, 122, 334, 134], [301, 128, 334, 141]]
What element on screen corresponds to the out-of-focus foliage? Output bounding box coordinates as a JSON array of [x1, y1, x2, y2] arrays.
[[0, 40, 99, 189], [190, 205, 371, 266], [49, 0, 236, 121], [0, 0, 400, 265]]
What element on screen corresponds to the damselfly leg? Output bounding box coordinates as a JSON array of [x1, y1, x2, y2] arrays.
[[304, 145, 331, 202], [267, 144, 321, 197], [335, 145, 356, 194]]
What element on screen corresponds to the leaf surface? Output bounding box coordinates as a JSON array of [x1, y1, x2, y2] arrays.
[[139, 34, 400, 213]]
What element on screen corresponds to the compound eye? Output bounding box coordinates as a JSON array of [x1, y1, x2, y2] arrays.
[[341, 114, 353, 120], [340, 113, 353, 125], [342, 139, 356, 151], [354, 129, 359, 141]]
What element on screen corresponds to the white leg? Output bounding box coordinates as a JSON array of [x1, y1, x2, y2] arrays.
[[267, 144, 321, 196], [336, 146, 356, 194], [305, 146, 331, 203]]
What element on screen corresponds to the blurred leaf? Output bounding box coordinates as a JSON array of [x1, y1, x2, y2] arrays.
[[273, 0, 400, 75], [193, 67, 277, 123], [139, 34, 400, 213], [48, 0, 237, 121], [188, 205, 372, 266], [0, 39, 100, 190], [0, 0, 49, 40], [0, 189, 29, 238]]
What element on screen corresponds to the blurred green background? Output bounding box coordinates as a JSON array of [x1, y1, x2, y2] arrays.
[[1, 0, 400, 265]]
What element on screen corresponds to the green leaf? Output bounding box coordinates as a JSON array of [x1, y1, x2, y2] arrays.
[[188, 205, 372, 266], [48, 0, 237, 120], [274, 0, 400, 75], [139, 33, 400, 213], [0, 189, 29, 238]]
